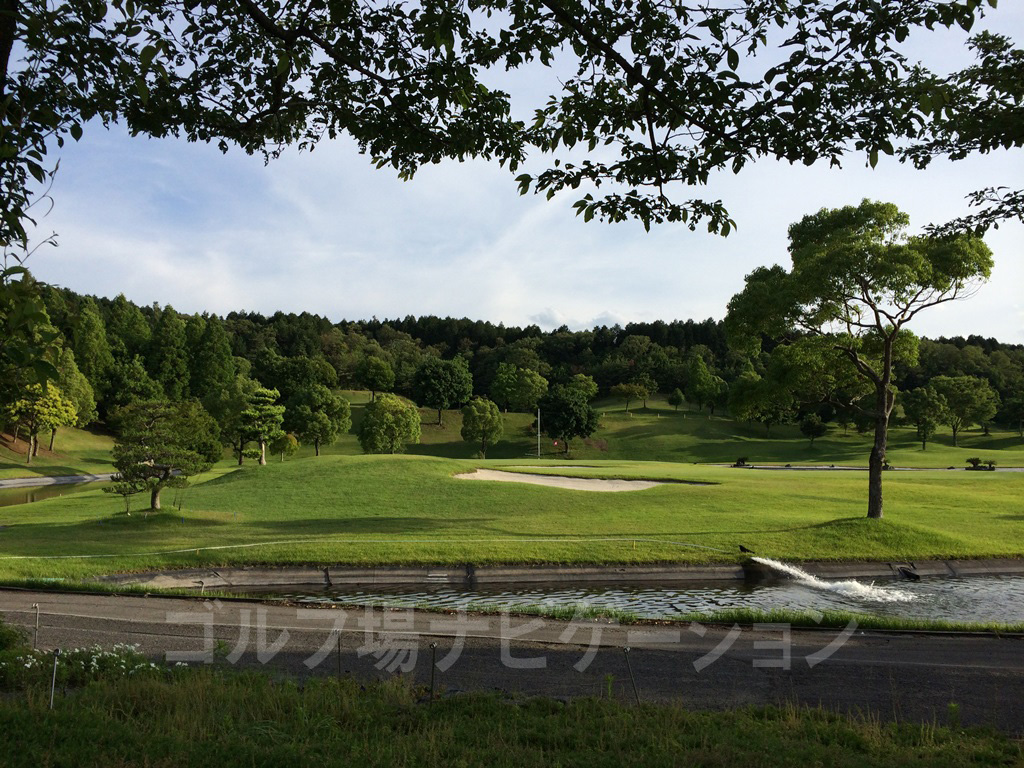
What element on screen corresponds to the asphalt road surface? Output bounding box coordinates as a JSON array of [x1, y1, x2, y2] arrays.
[[2, 589, 1022, 732]]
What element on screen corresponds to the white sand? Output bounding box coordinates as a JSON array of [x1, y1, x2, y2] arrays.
[[454, 469, 664, 492]]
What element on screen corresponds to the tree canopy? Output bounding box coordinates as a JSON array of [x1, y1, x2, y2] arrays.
[[358, 393, 421, 454], [1, 0, 1020, 258], [107, 399, 217, 511], [539, 385, 599, 455], [413, 356, 473, 426], [726, 199, 993, 518], [930, 375, 999, 446], [285, 384, 351, 456], [460, 397, 503, 457]]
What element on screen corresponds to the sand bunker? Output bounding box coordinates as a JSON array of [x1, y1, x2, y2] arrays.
[[454, 469, 664, 492]]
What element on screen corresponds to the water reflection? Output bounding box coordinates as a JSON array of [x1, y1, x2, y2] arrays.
[[259, 574, 1024, 624], [0, 482, 106, 507]]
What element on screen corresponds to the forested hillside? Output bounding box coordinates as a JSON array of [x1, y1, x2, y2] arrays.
[[3, 281, 1021, 467]]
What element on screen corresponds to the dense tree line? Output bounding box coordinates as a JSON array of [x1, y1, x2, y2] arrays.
[[1, 281, 1020, 472]]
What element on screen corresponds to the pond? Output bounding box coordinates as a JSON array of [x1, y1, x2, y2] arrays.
[[248, 568, 1024, 625], [0, 482, 107, 508]]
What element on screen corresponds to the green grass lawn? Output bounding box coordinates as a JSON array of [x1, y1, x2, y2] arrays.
[[0, 426, 115, 480], [292, 392, 1024, 468], [0, 454, 1021, 581], [1, 669, 1017, 767], [4, 393, 1021, 479], [1, 391, 1021, 583]]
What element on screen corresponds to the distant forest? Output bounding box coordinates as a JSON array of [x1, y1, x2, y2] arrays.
[[32, 284, 1023, 436]]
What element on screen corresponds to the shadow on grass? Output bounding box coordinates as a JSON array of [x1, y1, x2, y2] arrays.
[[0, 513, 502, 558], [0, 463, 106, 479]]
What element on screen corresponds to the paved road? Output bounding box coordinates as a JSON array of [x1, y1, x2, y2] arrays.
[[2, 589, 1023, 732], [0, 473, 115, 489]]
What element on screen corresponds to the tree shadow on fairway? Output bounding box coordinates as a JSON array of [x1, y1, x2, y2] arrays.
[[244, 516, 499, 536], [610, 517, 870, 539]]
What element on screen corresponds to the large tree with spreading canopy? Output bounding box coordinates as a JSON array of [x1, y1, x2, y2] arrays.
[[726, 199, 992, 519]]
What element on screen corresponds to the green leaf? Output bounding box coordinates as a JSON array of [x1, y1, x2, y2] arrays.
[[140, 44, 158, 69], [726, 47, 739, 71], [136, 76, 150, 105]]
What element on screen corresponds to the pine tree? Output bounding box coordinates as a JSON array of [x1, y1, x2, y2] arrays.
[[240, 387, 285, 465], [148, 305, 190, 400], [190, 315, 236, 403], [104, 355, 164, 413], [107, 400, 216, 511], [107, 294, 151, 361], [71, 297, 113, 398], [51, 348, 97, 450]]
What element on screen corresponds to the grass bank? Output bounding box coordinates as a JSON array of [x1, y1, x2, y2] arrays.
[[0, 455, 1021, 580], [0, 668, 1020, 766], [0, 426, 115, 481]]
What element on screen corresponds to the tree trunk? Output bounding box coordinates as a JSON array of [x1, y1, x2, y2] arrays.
[[151, 485, 162, 510], [437, 408, 443, 426], [867, 410, 888, 520], [259, 439, 267, 465], [48, 428, 56, 452], [25, 434, 33, 464], [31, 435, 39, 456], [314, 440, 320, 456], [952, 425, 959, 447], [0, 0, 17, 110]]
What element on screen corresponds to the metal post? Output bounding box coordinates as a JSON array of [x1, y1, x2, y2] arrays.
[[49, 649, 61, 710], [429, 643, 437, 702], [32, 603, 39, 649], [336, 632, 343, 681], [623, 647, 640, 705]]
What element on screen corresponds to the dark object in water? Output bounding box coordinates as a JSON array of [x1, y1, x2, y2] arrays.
[[739, 544, 755, 554], [897, 566, 921, 581], [889, 562, 921, 581]]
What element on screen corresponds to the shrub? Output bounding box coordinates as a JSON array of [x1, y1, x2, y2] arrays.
[[0, 620, 26, 652]]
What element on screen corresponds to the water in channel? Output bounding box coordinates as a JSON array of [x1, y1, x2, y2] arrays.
[[0, 482, 106, 508], [260, 563, 1024, 625]]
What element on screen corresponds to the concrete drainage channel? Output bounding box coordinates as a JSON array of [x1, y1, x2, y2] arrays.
[[96, 558, 1024, 591]]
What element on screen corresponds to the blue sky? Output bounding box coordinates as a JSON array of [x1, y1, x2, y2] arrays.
[[25, 10, 1024, 343]]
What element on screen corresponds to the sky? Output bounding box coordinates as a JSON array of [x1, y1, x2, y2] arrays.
[[23, 8, 1024, 343]]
